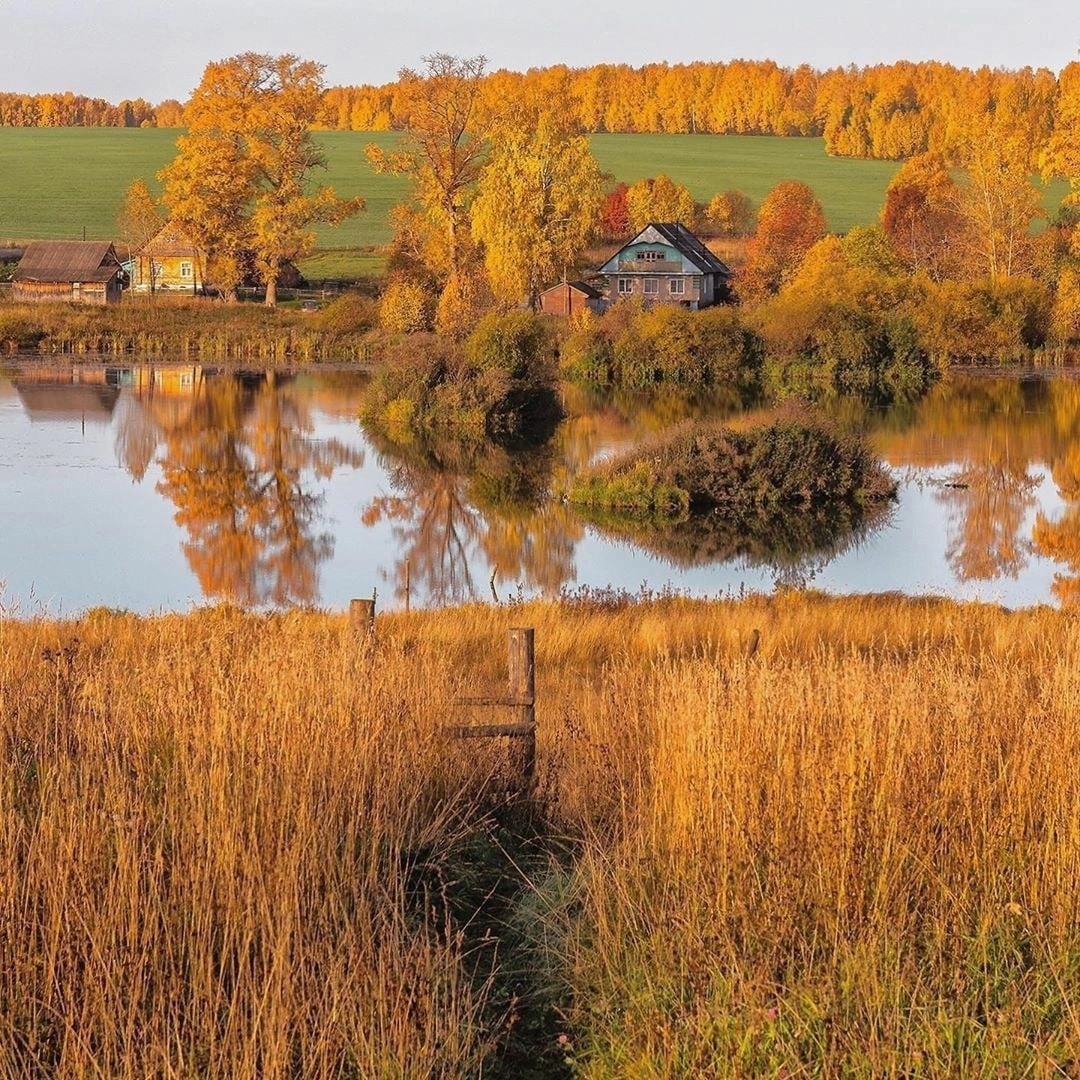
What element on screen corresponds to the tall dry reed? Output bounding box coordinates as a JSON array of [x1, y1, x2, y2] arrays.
[[2, 593, 1080, 1076]]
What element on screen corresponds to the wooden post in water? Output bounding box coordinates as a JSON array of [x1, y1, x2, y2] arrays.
[[508, 627, 536, 783], [350, 597, 376, 639]]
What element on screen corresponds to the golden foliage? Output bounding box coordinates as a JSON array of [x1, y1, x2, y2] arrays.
[[160, 53, 363, 306], [471, 112, 604, 307]]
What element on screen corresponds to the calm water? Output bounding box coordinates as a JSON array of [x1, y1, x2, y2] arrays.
[[1, 361, 1076, 615]]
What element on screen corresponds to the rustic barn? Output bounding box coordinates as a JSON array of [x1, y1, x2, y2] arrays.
[[13, 241, 124, 305], [538, 280, 606, 317]]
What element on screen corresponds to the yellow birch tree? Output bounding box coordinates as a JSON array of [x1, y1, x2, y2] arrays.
[[161, 53, 363, 306], [470, 112, 604, 308]]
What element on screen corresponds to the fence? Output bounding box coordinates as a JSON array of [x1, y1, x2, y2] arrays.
[[350, 598, 537, 787]]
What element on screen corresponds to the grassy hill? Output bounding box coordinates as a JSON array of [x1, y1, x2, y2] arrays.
[[0, 128, 1066, 280]]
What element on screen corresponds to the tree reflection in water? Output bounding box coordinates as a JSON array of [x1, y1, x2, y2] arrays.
[[361, 425, 581, 606], [114, 370, 363, 606], [937, 462, 1039, 582]]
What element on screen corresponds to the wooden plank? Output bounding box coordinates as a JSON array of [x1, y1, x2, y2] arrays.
[[453, 694, 535, 707], [447, 723, 536, 739]]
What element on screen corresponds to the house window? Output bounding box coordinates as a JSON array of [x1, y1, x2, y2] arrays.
[[618, 277, 633, 294], [669, 277, 685, 295], [643, 278, 659, 295], [180, 261, 193, 279], [640, 249, 666, 262]]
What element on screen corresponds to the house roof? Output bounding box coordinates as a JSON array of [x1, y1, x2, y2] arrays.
[[13, 383, 120, 423], [139, 222, 201, 259], [602, 223, 732, 277], [541, 280, 604, 299], [13, 241, 122, 283]]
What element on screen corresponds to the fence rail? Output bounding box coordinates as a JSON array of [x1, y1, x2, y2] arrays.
[[350, 598, 537, 787]]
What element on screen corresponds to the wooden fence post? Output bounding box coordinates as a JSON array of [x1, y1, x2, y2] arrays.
[[350, 597, 375, 639], [446, 627, 537, 787], [508, 627, 536, 783]]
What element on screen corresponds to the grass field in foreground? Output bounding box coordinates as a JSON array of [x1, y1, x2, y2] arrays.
[[1, 592, 1078, 1076]]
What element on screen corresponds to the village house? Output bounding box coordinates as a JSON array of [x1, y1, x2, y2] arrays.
[[598, 222, 732, 309], [538, 279, 606, 317], [12, 241, 125, 305], [129, 222, 204, 293]]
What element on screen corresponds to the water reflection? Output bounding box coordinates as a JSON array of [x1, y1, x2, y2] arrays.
[[11, 362, 1080, 612], [576, 501, 894, 590], [361, 419, 580, 605], [112, 367, 364, 606], [872, 375, 1080, 602]]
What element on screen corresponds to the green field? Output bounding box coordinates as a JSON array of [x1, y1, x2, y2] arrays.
[[590, 132, 904, 233], [0, 128, 1066, 277]]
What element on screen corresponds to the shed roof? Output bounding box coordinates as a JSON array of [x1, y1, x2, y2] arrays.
[[541, 280, 604, 300], [13, 241, 122, 283]]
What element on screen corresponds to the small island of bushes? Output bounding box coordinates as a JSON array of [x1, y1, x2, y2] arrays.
[[568, 407, 896, 520]]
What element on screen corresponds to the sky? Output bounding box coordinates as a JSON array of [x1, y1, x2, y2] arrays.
[[5, 0, 1079, 103]]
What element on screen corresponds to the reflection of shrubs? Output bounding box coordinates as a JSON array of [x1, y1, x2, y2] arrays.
[[579, 498, 892, 574], [363, 312, 561, 441], [570, 407, 895, 517], [561, 302, 763, 392]]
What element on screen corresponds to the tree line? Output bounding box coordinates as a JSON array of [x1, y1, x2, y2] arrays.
[[3, 58, 1079, 167], [0, 92, 182, 127]]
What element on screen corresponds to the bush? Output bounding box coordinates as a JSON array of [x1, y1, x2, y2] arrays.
[[316, 291, 379, 334], [0, 311, 47, 350], [560, 301, 762, 393], [465, 311, 551, 382], [909, 276, 1052, 363], [379, 277, 435, 335], [362, 313, 561, 443], [569, 406, 895, 518], [755, 291, 936, 402]]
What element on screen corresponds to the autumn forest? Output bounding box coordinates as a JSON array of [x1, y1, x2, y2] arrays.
[[0, 58, 1075, 165]]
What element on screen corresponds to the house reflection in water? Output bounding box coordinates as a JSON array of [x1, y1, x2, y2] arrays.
[[12, 364, 363, 608]]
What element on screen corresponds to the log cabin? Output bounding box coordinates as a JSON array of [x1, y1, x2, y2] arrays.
[[12, 241, 124, 305]]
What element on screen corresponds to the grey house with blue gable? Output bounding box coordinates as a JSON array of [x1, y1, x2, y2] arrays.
[[599, 222, 732, 309]]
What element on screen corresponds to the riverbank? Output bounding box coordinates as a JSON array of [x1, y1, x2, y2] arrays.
[[2, 592, 1077, 1076], [0, 293, 380, 363]]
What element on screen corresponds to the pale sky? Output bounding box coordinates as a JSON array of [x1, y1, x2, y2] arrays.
[[5, 0, 1079, 103]]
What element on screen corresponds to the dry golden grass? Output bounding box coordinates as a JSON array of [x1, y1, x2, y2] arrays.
[[2, 592, 1079, 1076]]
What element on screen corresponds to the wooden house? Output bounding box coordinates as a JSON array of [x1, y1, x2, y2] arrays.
[[598, 223, 732, 309], [538, 280, 606, 317], [130, 222, 204, 293], [13, 241, 124, 305]]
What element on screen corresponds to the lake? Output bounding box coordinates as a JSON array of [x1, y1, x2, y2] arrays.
[[1, 361, 1076, 616]]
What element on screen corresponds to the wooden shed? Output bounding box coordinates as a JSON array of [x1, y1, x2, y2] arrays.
[[538, 280, 606, 317], [13, 241, 124, 305]]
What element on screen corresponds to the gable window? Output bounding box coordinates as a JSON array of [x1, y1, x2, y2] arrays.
[[618, 277, 634, 294], [180, 261, 193, 279], [669, 277, 685, 295], [640, 249, 666, 262], [643, 278, 659, 295]]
